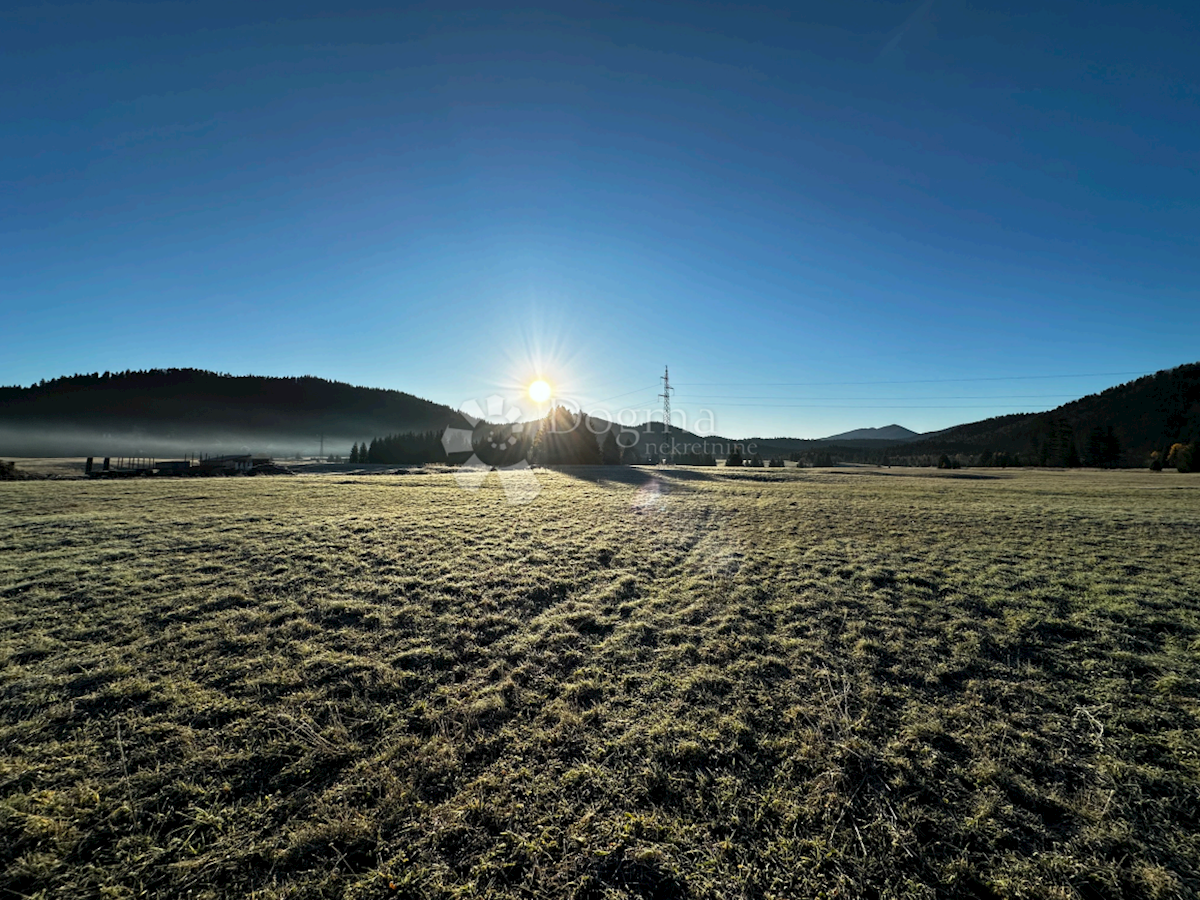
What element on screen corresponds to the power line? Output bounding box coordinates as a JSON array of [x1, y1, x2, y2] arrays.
[[681, 393, 1081, 401], [672, 405, 1056, 412], [587, 384, 660, 405], [674, 370, 1146, 388], [579, 397, 1067, 415]]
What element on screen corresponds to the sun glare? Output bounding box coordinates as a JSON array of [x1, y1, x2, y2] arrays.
[[528, 379, 552, 404]]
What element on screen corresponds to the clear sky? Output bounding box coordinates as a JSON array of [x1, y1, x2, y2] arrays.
[[3, 1, 1197, 438]]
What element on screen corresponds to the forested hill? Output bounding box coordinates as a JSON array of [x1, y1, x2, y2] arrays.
[[4, 363, 1198, 465], [0, 369, 466, 457], [896, 363, 1200, 466]]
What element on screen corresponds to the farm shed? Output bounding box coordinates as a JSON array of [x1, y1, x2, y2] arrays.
[[197, 455, 270, 474]]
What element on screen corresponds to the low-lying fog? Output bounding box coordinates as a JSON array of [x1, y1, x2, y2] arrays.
[[0, 424, 355, 460]]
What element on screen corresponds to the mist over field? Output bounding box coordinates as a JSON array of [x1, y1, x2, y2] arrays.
[[0, 423, 350, 460]]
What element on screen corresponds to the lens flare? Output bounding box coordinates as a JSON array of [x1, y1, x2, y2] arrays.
[[529, 379, 552, 404]]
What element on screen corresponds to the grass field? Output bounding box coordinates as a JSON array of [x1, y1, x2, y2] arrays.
[[1, 468, 1198, 899]]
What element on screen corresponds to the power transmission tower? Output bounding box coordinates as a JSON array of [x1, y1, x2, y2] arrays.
[[659, 366, 674, 461]]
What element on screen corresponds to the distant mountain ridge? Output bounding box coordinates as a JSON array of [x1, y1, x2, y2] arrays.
[[703, 364, 1200, 467], [3, 362, 1198, 466], [819, 424, 920, 443], [896, 363, 1200, 465]]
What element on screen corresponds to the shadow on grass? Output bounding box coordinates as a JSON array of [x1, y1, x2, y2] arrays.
[[824, 469, 1007, 481], [546, 465, 717, 485], [930, 472, 1006, 480]]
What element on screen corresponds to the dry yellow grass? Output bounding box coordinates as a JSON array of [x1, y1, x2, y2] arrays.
[[1, 467, 1198, 899]]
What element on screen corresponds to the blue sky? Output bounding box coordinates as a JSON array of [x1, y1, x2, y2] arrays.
[[3, 0, 1197, 438]]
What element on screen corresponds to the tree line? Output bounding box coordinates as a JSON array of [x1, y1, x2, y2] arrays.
[[350, 408, 631, 467], [350, 431, 447, 465], [346, 413, 1197, 472]]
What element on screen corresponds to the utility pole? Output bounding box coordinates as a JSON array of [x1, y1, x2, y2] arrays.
[[658, 365, 674, 461], [319, 433, 324, 460]]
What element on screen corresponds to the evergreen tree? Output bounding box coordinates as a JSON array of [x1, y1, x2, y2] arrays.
[[1065, 433, 1081, 467], [576, 415, 604, 465], [601, 430, 622, 465], [725, 445, 744, 468], [531, 407, 603, 465], [1084, 425, 1121, 468], [349, 442, 359, 463], [1084, 427, 1104, 467], [364, 429, 450, 465], [1036, 417, 1081, 467], [1104, 426, 1122, 468]]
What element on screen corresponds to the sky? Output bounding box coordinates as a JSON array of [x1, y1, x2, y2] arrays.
[[3, 0, 1198, 439]]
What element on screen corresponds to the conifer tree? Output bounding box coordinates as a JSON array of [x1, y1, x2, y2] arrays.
[[601, 430, 622, 465]]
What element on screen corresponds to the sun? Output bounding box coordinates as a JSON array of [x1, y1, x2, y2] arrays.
[[528, 379, 552, 404]]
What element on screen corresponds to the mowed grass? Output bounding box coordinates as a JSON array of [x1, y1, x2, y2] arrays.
[[1, 468, 1198, 900]]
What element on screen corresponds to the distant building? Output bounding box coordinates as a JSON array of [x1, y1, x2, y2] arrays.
[[197, 455, 270, 474]]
